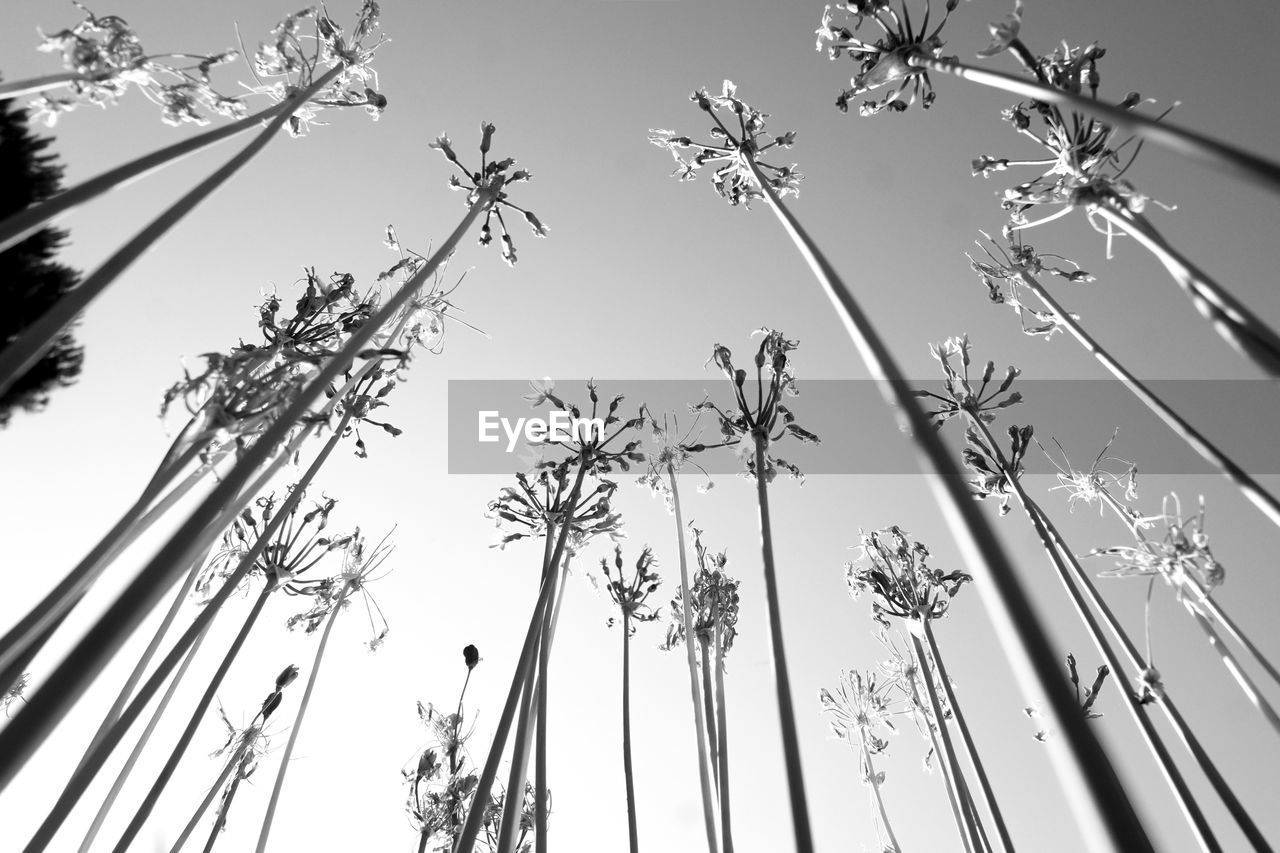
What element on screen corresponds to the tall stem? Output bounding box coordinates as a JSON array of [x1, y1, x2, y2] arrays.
[[667, 466, 721, 853], [860, 744, 900, 853], [622, 613, 640, 853], [1091, 203, 1280, 378], [0, 72, 83, 101], [0, 65, 343, 255], [908, 644, 976, 853], [534, 536, 564, 853], [921, 622, 1014, 853], [1192, 593, 1280, 690], [0, 442, 213, 691], [1016, 269, 1280, 529], [912, 633, 985, 853], [905, 54, 1280, 194], [17, 410, 337, 849], [751, 434, 814, 853], [79, 623, 211, 853], [0, 198, 488, 793], [108, 583, 274, 853], [456, 459, 588, 853], [713, 611, 733, 853], [0, 65, 346, 399], [743, 155, 1151, 852], [700, 640, 720, 794], [967, 416, 1221, 853], [201, 756, 248, 853], [255, 580, 354, 852]]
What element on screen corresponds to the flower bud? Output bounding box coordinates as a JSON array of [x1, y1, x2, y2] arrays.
[[275, 664, 300, 690], [463, 644, 480, 670]]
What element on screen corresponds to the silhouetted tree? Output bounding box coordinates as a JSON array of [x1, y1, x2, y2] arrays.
[[0, 75, 83, 427]]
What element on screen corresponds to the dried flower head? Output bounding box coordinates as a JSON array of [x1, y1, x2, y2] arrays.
[[649, 80, 801, 207], [429, 122, 546, 267], [688, 329, 819, 484], [29, 2, 245, 126], [917, 334, 1022, 426], [286, 527, 393, 651], [1090, 493, 1226, 594], [636, 407, 716, 510], [1040, 432, 1146, 522], [815, 0, 961, 115], [2, 673, 29, 717], [661, 526, 740, 652], [967, 230, 1094, 339], [847, 526, 971, 629], [602, 545, 663, 631]]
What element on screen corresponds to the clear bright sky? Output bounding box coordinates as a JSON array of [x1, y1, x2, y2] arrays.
[[3, 1, 1280, 851]]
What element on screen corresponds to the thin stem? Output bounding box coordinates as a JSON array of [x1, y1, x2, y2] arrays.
[[968, 416, 1221, 853], [0, 65, 342, 255], [170, 739, 247, 853], [78, 546, 212, 774], [622, 613, 640, 853], [1032, 505, 1270, 850], [1017, 269, 1280, 529], [913, 633, 985, 853], [254, 580, 353, 852], [1091, 203, 1280, 378], [80, 623, 211, 853], [908, 644, 975, 853], [860, 744, 900, 853], [0, 442, 214, 692], [751, 434, 814, 853], [534, 544, 556, 853], [0, 195, 489, 794], [906, 54, 1280, 195], [497, 649, 540, 853], [921, 622, 1015, 853], [700, 639, 720, 795], [17, 412, 335, 850], [0, 65, 346, 400], [456, 459, 589, 853], [108, 583, 274, 853], [0, 72, 83, 101], [667, 466, 721, 853], [743, 155, 1152, 852], [201, 756, 248, 853], [713, 611, 733, 853], [1194, 594, 1280, 690]]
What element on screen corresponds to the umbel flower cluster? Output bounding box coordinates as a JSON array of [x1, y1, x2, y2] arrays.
[[846, 525, 971, 630]]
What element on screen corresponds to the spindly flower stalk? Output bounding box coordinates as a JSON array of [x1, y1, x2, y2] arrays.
[[458, 381, 642, 853], [651, 81, 1152, 851], [602, 544, 663, 853], [923, 336, 1224, 852], [687, 328, 819, 853], [661, 526, 740, 853]]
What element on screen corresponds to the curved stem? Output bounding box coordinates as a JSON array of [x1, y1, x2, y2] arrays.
[[713, 612, 733, 853], [0, 65, 346, 400], [968, 417, 1221, 853], [1031, 503, 1271, 851], [921, 622, 1014, 853], [860, 744, 900, 853], [1017, 269, 1280, 529], [751, 434, 814, 853], [0, 197, 488, 794], [80, 623, 211, 853], [742, 154, 1152, 852], [0, 65, 341, 255], [667, 466, 721, 853], [108, 583, 272, 853], [255, 580, 353, 852], [906, 54, 1280, 195], [1091, 203, 1280, 378], [912, 633, 984, 853], [622, 614, 640, 853], [456, 459, 588, 853]]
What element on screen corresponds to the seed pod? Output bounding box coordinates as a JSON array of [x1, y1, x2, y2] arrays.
[[261, 690, 283, 720], [463, 644, 480, 670], [276, 664, 300, 690]]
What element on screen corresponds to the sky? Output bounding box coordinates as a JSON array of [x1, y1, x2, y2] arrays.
[[2, 0, 1280, 851]]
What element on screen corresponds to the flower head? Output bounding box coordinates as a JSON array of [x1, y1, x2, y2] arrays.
[[649, 80, 802, 208], [847, 526, 971, 629], [661, 526, 740, 653], [601, 545, 663, 631]]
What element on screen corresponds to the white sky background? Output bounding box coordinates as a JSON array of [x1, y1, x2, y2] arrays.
[[2, 1, 1280, 851]]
